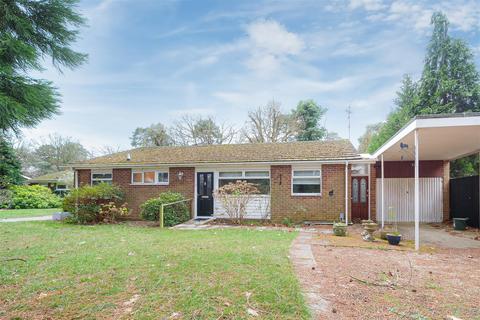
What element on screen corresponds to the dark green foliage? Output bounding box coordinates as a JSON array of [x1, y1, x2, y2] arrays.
[[451, 155, 479, 178], [63, 183, 125, 224], [9, 185, 62, 209], [0, 0, 87, 133], [0, 135, 24, 187], [141, 192, 190, 226], [365, 12, 480, 177], [293, 100, 327, 141]]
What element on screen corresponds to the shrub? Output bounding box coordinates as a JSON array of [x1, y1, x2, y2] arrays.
[[9, 185, 62, 209], [214, 180, 259, 224], [140, 192, 190, 227], [0, 189, 13, 208], [63, 183, 127, 224]]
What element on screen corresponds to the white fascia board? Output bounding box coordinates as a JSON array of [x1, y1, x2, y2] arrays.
[[71, 158, 375, 170], [372, 120, 418, 159], [416, 116, 480, 129]]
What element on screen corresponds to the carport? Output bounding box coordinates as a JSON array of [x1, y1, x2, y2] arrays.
[[372, 113, 480, 250]]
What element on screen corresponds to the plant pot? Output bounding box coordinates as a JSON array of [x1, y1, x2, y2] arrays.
[[333, 223, 347, 236], [386, 234, 402, 245]]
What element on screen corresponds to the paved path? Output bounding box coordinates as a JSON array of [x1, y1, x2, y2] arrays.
[[0, 215, 52, 223], [399, 225, 480, 249], [289, 231, 330, 319]]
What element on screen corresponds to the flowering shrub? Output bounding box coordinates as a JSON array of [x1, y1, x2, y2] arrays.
[[214, 180, 259, 224], [63, 183, 127, 224]]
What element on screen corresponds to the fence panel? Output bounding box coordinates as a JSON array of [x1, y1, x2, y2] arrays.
[[450, 176, 479, 228]]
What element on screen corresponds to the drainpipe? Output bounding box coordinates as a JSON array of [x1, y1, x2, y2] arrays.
[[345, 161, 349, 225], [381, 154, 384, 228]]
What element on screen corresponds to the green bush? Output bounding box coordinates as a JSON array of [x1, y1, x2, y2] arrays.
[[9, 185, 62, 209], [0, 189, 13, 208], [140, 192, 190, 227], [63, 183, 126, 224]]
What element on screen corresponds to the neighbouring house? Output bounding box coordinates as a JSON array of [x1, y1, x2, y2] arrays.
[[70, 114, 480, 226], [27, 170, 74, 195]]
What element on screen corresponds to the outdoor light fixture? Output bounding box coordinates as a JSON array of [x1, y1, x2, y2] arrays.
[[400, 142, 409, 150], [177, 171, 184, 181], [126, 153, 131, 161]]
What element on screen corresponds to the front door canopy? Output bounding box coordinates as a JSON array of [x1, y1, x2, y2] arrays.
[[372, 113, 480, 161]]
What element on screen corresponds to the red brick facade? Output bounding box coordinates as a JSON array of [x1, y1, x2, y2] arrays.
[[77, 167, 195, 216], [369, 163, 377, 220], [270, 164, 349, 223]]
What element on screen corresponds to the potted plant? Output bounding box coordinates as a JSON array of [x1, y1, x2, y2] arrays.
[[386, 231, 402, 245], [333, 222, 347, 236]]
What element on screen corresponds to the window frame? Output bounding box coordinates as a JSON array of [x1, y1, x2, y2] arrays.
[[217, 170, 271, 195], [291, 167, 322, 196], [131, 169, 169, 185], [91, 169, 113, 185]]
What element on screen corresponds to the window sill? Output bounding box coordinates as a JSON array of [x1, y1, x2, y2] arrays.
[[130, 183, 169, 186], [291, 193, 322, 197]]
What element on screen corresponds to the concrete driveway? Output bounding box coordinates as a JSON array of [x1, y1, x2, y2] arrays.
[[398, 224, 480, 249]]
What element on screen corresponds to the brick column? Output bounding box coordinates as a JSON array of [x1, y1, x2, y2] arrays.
[[370, 163, 377, 221], [77, 169, 91, 186]]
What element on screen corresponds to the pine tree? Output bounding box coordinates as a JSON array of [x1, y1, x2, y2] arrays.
[[0, 136, 23, 187], [0, 0, 87, 133], [293, 100, 327, 141]]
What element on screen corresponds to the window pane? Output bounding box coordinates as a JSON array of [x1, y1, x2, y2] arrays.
[[293, 178, 321, 185], [92, 180, 112, 185], [158, 172, 168, 183], [352, 179, 359, 203], [293, 184, 320, 194], [219, 171, 242, 178], [219, 179, 270, 195], [144, 171, 155, 183], [132, 172, 142, 183], [92, 173, 112, 179], [293, 170, 320, 177], [245, 171, 269, 178], [360, 178, 367, 203]]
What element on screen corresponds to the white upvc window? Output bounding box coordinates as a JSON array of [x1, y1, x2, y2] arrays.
[[218, 170, 270, 194], [91, 169, 113, 185], [131, 169, 169, 185], [292, 168, 322, 196]]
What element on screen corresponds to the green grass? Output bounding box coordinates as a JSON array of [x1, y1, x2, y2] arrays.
[[0, 222, 309, 319], [0, 208, 61, 219]]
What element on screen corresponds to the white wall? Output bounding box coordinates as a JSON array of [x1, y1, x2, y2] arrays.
[[376, 177, 443, 223]]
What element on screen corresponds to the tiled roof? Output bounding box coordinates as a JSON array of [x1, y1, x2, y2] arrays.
[[72, 140, 360, 167], [28, 170, 74, 185]]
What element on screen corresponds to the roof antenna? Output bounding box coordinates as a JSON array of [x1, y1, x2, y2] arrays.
[[126, 153, 131, 161], [346, 105, 352, 141]]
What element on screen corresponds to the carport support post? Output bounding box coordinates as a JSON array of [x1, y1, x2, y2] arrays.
[[381, 154, 384, 228], [414, 129, 420, 251]]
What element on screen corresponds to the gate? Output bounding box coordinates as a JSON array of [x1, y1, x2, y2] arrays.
[[450, 176, 479, 228]]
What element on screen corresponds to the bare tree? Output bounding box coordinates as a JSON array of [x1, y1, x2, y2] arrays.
[[130, 123, 172, 147], [242, 100, 297, 143], [170, 115, 236, 146], [93, 145, 124, 157]]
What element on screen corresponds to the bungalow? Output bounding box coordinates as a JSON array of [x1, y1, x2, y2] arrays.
[[71, 114, 480, 226], [27, 170, 74, 195]]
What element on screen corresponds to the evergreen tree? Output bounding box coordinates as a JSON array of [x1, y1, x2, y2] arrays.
[[0, 135, 23, 187], [0, 0, 87, 133], [293, 100, 327, 141]]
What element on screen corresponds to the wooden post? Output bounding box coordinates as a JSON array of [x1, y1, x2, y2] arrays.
[[160, 204, 164, 229]]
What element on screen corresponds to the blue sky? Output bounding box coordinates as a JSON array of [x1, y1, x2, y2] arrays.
[[23, 0, 480, 153]]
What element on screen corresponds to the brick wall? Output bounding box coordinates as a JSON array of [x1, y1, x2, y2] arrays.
[[369, 163, 377, 220], [76, 167, 195, 217], [77, 169, 91, 186], [270, 164, 348, 223]]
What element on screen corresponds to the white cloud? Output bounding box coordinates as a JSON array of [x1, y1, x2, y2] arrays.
[[244, 19, 304, 74], [349, 0, 386, 11]]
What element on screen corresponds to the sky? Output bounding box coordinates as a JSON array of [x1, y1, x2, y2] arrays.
[[22, 0, 480, 153]]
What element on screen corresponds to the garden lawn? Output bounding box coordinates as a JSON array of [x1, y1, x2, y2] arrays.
[[0, 208, 61, 219], [0, 222, 309, 319]]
